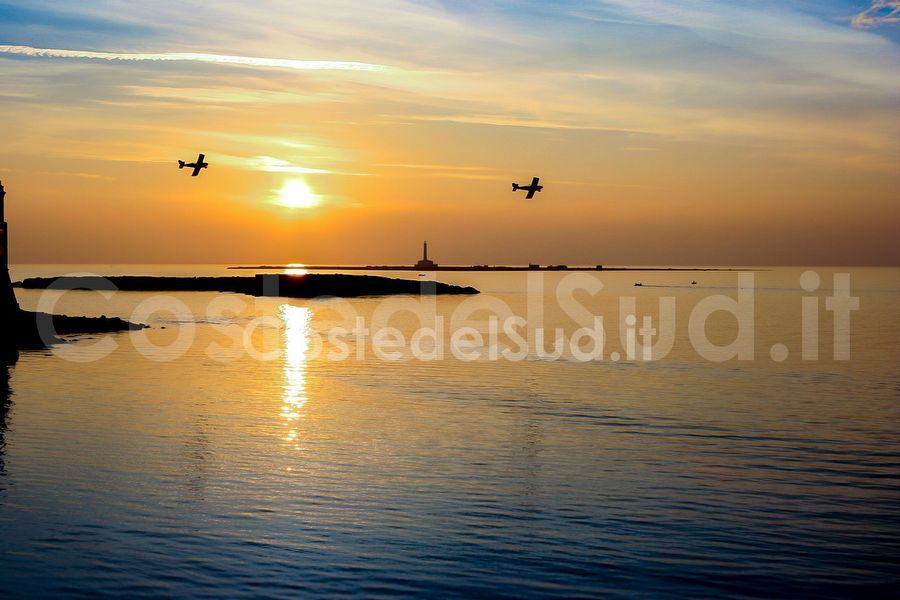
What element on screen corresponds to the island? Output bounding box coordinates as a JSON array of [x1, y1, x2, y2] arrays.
[[14, 273, 480, 298]]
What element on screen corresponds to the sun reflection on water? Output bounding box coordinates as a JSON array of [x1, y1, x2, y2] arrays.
[[283, 263, 308, 276], [280, 304, 311, 449]]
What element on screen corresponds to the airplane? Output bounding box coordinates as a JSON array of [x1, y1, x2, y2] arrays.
[[512, 176, 543, 199], [178, 153, 208, 177]]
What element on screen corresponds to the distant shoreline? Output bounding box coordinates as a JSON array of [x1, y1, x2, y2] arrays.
[[228, 265, 753, 272]]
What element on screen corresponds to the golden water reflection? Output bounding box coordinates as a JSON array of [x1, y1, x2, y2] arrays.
[[280, 304, 311, 450], [283, 263, 309, 276]]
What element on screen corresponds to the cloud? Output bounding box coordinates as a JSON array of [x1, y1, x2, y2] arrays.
[[0, 44, 389, 73], [218, 155, 371, 177], [37, 171, 114, 180], [853, 1, 900, 27], [375, 163, 490, 171], [382, 113, 651, 134], [225, 155, 333, 174], [1, 1, 899, 177], [374, 162, 505, 181]]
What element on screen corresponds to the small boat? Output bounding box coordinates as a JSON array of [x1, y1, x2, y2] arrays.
[[634, 282, 642, 287], [691, 280, 697, 285]]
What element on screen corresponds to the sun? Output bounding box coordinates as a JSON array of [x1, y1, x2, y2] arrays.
[[276, 179, 320, 209]]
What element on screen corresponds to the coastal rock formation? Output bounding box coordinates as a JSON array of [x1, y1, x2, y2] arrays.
[[9, 310, 147, 350], [15, 273, 480, 298]]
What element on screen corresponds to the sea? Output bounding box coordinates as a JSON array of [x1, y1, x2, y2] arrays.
[[1, 265, 898, 598]]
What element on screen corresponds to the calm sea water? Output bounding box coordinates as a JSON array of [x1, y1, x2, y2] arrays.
[[1, 265, 898, 598]]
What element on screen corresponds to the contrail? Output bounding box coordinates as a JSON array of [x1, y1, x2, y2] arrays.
[[0, 45, 388, 72]]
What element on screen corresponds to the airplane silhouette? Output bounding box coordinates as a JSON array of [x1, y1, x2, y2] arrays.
[[178, 153, 208, 177], [512, 176, 542, 199]]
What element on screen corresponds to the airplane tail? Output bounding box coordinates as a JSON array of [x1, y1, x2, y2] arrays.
[[178, 160, 185, 168], [512, 183, 519, 191]]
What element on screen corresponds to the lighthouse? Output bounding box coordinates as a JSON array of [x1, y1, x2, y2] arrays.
[[415, 240, 437, 270]]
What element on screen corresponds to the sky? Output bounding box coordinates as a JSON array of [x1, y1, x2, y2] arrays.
[[0, 0, 898, 266]]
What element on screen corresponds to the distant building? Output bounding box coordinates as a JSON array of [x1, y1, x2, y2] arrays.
[[415, 241, 437, 270]]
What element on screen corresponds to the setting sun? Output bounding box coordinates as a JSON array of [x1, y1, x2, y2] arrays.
[[275, 179, 319, 209]]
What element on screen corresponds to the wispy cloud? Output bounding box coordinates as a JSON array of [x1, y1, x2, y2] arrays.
[[37, 171, 114, 180], [385, 113, 651, 134], [853, 0, 900, 27], [376, 163, 491, 172], [374, 162, 505, 181], [2, 2, 899, 187], [218, 155, 371, 177], [222, 155, 333, 174], [0, 44, 389, 72]]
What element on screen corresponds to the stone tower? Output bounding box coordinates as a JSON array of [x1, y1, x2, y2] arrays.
[[415, 240, 437, 270], [0, 181, 19, 315]]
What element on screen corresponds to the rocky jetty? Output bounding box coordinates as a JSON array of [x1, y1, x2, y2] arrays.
[[15, 273, 480, 298], [9, 310, 146, 349]]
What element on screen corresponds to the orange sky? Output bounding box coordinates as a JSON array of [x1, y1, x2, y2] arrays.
[[0, 1, 898, 265]]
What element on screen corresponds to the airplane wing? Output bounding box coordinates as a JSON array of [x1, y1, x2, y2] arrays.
[[191, 164, 202, 176], [531, 177, 540, 187], [525, 188, 536, 199], [197, 153, 205, 163]]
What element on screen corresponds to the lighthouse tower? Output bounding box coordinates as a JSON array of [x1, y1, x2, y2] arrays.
[[415, 240, 437, 270], [0, 181, 19, 315]]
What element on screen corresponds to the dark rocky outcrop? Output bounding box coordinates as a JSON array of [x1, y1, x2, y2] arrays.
[[12, 309, 146, 347], [15, 273, 480, 298], [2, 308, 146, 357]]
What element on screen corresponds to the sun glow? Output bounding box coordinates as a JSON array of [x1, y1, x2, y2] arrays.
[[276, 179, 320, 209], [284, 263, 308, 276]]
